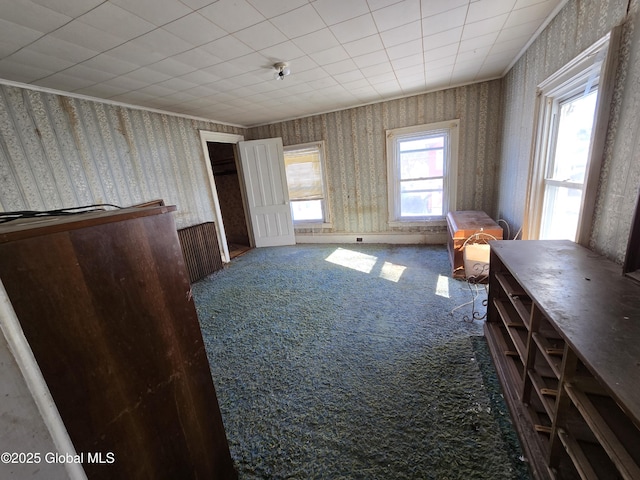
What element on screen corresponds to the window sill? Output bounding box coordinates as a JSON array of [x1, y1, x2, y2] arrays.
[[388, 219, 447, 228], [294, 222, 333, 229]]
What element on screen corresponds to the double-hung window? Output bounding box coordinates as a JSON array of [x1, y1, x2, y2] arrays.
[[526, 31, 617, 243], [283, 141, 328, 224], [386, 120, 459, 223]]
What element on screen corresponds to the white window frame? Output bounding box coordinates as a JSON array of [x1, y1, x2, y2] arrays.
[[283, 141, 331, 227], [524, 29, 619, 244], [386, 120, 459, 226]]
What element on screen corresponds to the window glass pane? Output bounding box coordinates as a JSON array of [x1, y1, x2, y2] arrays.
[[284, 147, 323, 200], [540, 185, 583, 240], [291, 200, 323, 222], [399, 136, 444, 151], [400, 150, 443, 179], [400, 178, 443, 217], [549, 90, 598, 184]]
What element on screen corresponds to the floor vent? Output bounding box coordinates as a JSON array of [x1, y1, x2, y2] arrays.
[[177, 222, 223, 283]]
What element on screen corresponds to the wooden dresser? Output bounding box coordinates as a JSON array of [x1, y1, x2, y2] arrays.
[[0, 206, 237, 479], [485, 240, 640, 479], [446, 210, 502, 279]]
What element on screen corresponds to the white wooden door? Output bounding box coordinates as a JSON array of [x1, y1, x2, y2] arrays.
[[238, 138, 296, 247]]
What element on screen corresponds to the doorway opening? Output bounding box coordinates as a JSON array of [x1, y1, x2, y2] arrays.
[[206, 141, 251, 259]]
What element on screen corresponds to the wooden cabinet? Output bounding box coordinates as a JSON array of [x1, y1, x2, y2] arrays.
[[485, 240, 640, 479], [0, 206, 237, 479], [446, 210, 502, 279]]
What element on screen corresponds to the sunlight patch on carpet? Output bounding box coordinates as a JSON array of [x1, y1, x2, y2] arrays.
[[436, 274, 450, 298], [325, 247, 377, 273], [379, 261, 406, 282]]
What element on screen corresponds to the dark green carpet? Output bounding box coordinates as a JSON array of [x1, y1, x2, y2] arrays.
[[192, 244, 531, 479]]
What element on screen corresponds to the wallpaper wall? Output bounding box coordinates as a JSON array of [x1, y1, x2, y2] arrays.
[[248, 80, 503, 236], [0, 84, 245, 229], [497, 0, 639, 263]]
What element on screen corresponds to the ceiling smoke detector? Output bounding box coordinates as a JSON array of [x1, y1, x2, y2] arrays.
[[273, 62, 290, 80]]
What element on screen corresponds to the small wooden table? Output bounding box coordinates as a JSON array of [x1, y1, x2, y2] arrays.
[[446, 210, 502, 279]]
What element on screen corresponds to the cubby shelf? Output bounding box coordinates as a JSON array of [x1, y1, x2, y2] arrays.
[[485, 240, 640, 480]]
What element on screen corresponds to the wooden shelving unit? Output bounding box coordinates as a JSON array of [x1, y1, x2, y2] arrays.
[[485, 240, 640, 480]]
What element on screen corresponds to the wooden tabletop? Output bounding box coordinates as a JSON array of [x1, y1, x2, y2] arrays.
[[490, 240, 640, 426]]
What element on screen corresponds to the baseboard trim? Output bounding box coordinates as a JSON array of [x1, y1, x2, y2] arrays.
[[294, 232, 447, 244]]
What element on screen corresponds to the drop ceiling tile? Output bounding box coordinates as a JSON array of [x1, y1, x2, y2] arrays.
[[467, 0, 517, 23], [234, 21, 288, 50], [60, 64, 119, 84], [0, 0, 72, 33], [424, 54, 456, 69], [391, 53, 423, 70], [323, 58, 358, 74], [73, 83, 129, 99], [30, 0, 103, 18], [368, 0, 405, 10], [124, 67, 173, 84], [29, 36, 99, 64], [293, 66, 330, 82], [199, 0, 265, 33], [293, 28, 341, 54], [287, 55, 319, 73], [175, 0, 211, 9], [270, 4, 326, 39], [361, 61, 393, 76], [146, 57, 198, 76], [171, 49, 223, 70], [342, 34, 384, 58], [108, 41, 165, 66], [162, 13, 227, 45], [5, 48, 69, 78], [34, 72, 97, 91], [514, 0, 556, 8], [311, 0, 370, 26], [372, 0, 420, 32], [373, 80, 402, 94], [380, 21, 421, 48], [507, 1, 557, 27], [353, 50, 389, 69], [155, 76, 200, 92], [497, 18, 541, 42], [102, 74, 150, 91], [176, 69, 221, 85], [109, 0, 192, 27], [368, 71, 397, 85], [421, 0, 469, 18], [259, 41, 306, 64], [422, 27, 463, 52], [332, 69, 365, 83], [455, 45, 491, 63], [330, 14, 377, 43], [202, 35, 254, 61], [459, 31, 499, 52], [226, 52, 271, 71], [0, 18, 42, 57], [386, 40, 422, 60], [78, 2, 156, 41], [51, 22, 124, 52], [81, 54, 139, 76], [309, 45, 350, 65], [423, 42, 459, 62], [0, 58, 51, 82], [247, 0, 308, 18], [134, 29, 194, 56], [203, 62, 247, 80], [461, 14, 509, 40], [422, 6, 467, 36]]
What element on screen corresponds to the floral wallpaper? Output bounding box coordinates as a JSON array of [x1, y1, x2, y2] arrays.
[[0, 84, 246, 229], [497, 0, 639, 263], [248, 80, 503, 235]]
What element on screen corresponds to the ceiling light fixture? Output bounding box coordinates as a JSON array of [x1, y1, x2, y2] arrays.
[[273, 62, 290, 80]]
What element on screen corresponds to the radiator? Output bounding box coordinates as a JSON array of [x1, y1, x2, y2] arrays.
[[177, 222, 223, 283]]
